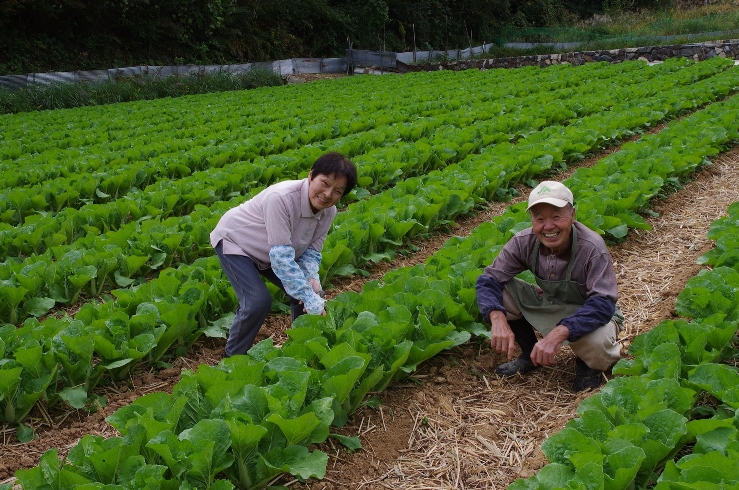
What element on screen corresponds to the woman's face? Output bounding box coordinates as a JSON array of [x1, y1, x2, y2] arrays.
[[308, 171, 347, 213]]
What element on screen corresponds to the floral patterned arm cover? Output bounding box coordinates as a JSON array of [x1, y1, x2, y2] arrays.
[[295, 247, 322, 282], [269, 245, 325, 314]]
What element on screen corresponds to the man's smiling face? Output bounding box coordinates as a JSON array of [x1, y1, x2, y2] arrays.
[[530, 203, 575, 255]]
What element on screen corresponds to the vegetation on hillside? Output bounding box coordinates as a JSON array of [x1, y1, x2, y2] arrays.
[[483, 1, 739, 58], [1, 0, 736, 114], [1, 0, 736, 76]]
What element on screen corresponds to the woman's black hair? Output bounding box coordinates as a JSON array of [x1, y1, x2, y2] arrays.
[[310, 152, 358, 196]]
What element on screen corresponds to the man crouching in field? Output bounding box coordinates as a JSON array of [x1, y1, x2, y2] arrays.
[[475, 181, 623, 392]]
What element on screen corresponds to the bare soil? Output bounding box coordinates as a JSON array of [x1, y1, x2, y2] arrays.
[[285, 73, 348, 84], [2, 139, 739, 488]]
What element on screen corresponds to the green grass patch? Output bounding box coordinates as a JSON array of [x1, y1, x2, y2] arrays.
[[472, 2, 739, 60]]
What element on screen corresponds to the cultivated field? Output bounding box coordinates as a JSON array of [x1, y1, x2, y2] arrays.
[[1, 57, 739, 489]]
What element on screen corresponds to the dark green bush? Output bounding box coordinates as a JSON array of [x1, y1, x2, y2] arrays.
[[0, 69, 284, 114]]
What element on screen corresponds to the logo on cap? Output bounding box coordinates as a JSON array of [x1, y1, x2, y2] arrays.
[[527, 181, 573, 211]]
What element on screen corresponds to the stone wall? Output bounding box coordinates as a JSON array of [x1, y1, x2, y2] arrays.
[[399, 39, 739, 72]]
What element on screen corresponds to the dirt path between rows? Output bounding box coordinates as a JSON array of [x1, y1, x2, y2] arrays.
[[2, 144, 738, 488]]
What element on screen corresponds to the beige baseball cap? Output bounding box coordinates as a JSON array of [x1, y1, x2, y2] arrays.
[[527, 181, 573, 211]]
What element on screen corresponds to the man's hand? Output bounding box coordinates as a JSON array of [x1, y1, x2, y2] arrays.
[[530, 325, 569, 366], [489, 311, 517, 360]]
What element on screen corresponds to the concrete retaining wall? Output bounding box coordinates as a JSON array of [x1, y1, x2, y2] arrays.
[[2, 39, 737, 91]]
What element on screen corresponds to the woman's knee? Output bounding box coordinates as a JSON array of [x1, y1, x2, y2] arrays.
[[238, 289, 272, 318]]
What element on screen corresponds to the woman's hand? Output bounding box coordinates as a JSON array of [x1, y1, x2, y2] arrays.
[[308, 277, 322, 294], [304, 277, 326, 316]]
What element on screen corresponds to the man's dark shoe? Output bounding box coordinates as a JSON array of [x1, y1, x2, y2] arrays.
[[495, 355, 539, 377], [574, 357, 605, 392]]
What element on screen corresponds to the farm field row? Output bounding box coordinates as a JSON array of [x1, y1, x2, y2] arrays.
[[3, 60, 739, 488], [2, 59, 737, 488], [2, 59, 739, 410]]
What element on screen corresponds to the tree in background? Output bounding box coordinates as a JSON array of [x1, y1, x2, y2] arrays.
[[0, 0, 241, 73], [0, 0, 691, 75]]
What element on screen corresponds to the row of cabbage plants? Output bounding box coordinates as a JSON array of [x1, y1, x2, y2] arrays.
[[5, 66, 739, 490]]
